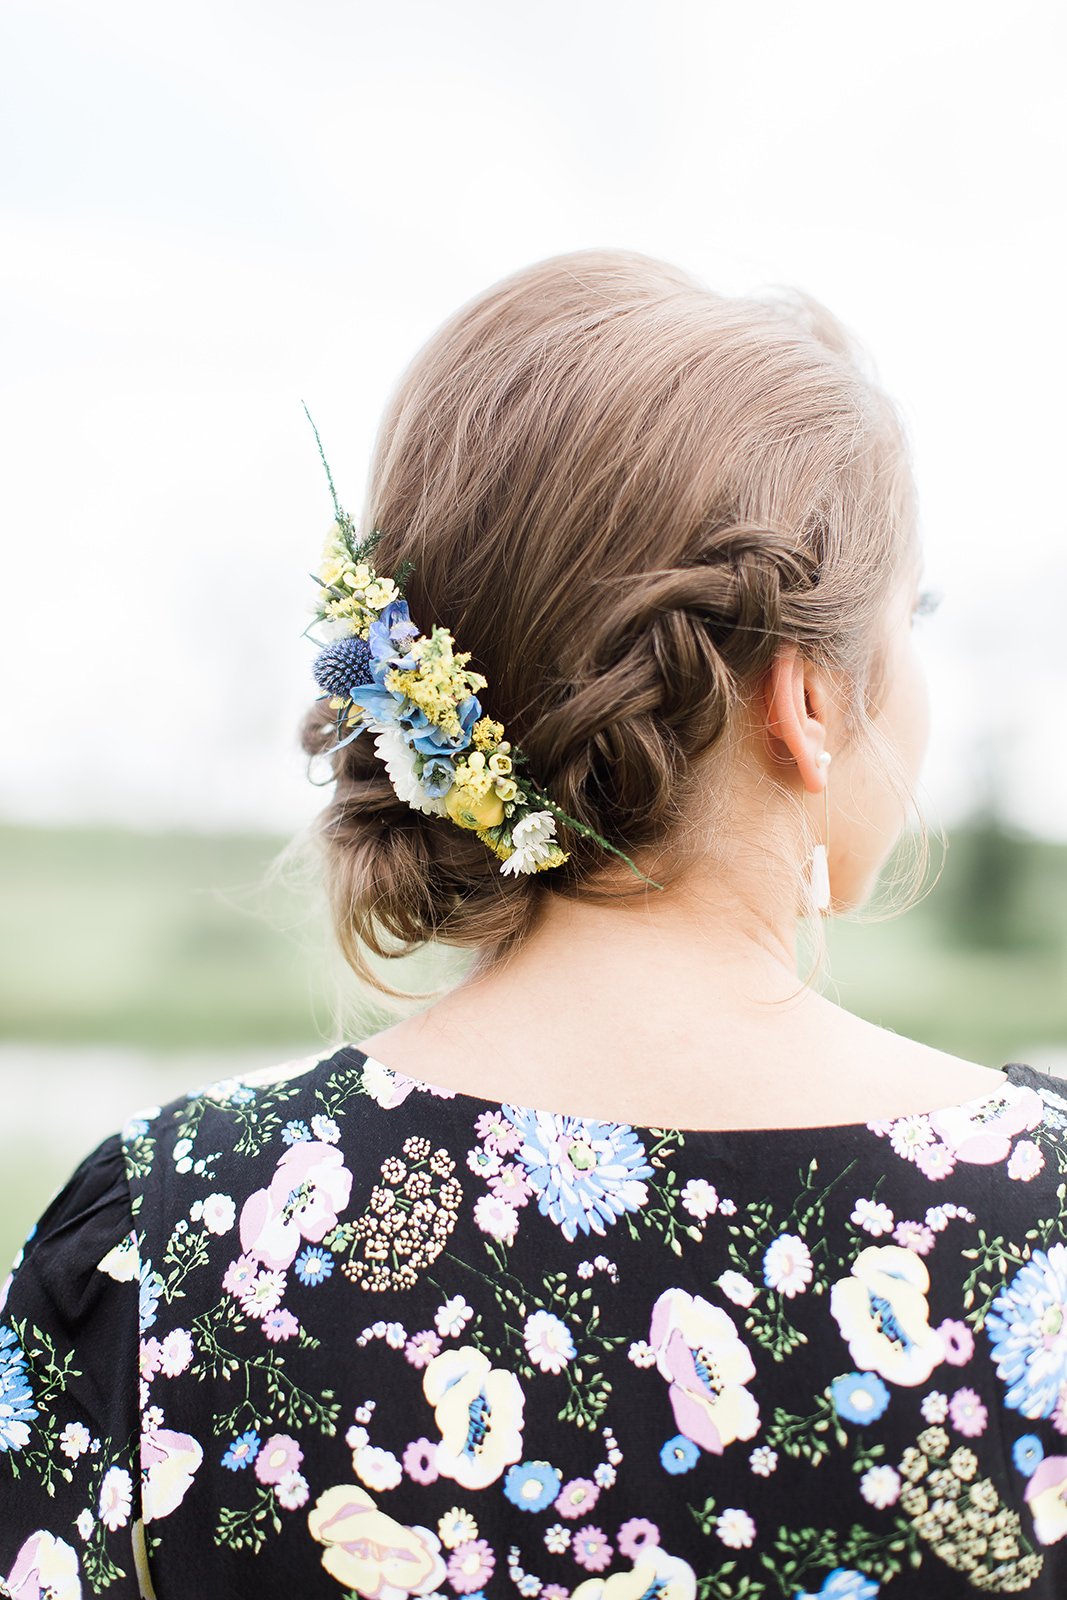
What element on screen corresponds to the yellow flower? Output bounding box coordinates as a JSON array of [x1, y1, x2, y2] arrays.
[[494, 778, 518, 802], [472, 718, 505, 751], [445, 787, 506, 830], [488, 752, 512, 775]]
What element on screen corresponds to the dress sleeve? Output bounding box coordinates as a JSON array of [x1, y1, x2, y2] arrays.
[[0, 1134, 151, 1598]]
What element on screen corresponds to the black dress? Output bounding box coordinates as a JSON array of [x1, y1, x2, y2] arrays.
[[3, 1045, 1067, 1599]]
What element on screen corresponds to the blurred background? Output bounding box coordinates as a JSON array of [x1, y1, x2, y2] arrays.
[[2, 0, 1065, 1271]]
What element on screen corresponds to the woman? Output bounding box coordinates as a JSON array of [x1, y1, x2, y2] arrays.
[[2, 248, 1064, 1597]]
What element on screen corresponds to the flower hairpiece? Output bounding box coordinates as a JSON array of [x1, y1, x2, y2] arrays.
[[301, 406, 662, 886]]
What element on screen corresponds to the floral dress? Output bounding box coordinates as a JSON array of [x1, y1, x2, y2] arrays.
[[3, 1047, 1067, 1599]]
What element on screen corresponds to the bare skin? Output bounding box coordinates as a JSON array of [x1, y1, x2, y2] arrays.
[[357, 560, 1009, 1131]]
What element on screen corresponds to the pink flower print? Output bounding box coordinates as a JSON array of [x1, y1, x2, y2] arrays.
[[446, 1537, 495, 1593], [141, 1424, 204, 1522], [238, 1269, 286, 1317], [929, 1084, 1044, 1165], [617, 1517, 661, 1559], [475, 1110, 522, 1156], [262, 1309, 300, 1342], [1052, 1383, 1067, 1435], [1008, 1139, 1045, 1181], [892, 1221, 935, 1256], [139, 1337, 163, 1382], [914, 1141, 956, 1181], [555, 1476, 600, 1519], [239, 1141, 353, 1271], [948, 1387, 988, 1437], [4, 1532, 80, 1597], [937, 1319, 975, 1367], [403, 1437, 439, 1484], [254, 1434, 303, 1486], [572, 1524, 613, 1571], [487, 1162, 534, 1207], [404, 1330, 442, 1368], [222, 1253, 259, 1298]]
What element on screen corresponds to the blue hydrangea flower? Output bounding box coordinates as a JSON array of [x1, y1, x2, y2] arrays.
[[221, 1430, 261, 1471], [797, 1573, 879, 1600], [503, 1460, 562, 1512], [504, 1108, 654, 1242], [1012, 1433, 1045, 1475], [660, 1434, 699, 1474], [830, 1372, 891, 1426], [295, 1247, 334, 1287], [0, 1325, 38, 1452], [281, 1120, 312, 1146], [986, 1243, 1067, 1417]]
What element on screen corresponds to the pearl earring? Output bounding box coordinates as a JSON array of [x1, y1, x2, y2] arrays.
[[809, 750, 832, 914]]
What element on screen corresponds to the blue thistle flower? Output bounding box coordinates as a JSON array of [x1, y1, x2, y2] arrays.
[[313, 635, 375, 697]]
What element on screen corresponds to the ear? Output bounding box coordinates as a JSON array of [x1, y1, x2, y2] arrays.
[[762, 644, 831, 795]]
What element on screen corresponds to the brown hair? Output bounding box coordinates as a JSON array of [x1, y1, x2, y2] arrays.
[[292, 248, 930, 1003]]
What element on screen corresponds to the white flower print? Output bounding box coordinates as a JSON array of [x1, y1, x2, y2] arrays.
[[355, 1445, 403, 1492], [716, 1508, 756, 1548], [680, 1178, 718, 1220], [98, 1466, 133, 1531], [201, 1194, 236, 1236], [434, 1295, 474, 1338], [523, 1311, 576, 1374], [860, 1464, 902, 1508], [762, 1234, 813, 1298], [717, 1270, 757, 1308], [850, 1199, 894, 1237]]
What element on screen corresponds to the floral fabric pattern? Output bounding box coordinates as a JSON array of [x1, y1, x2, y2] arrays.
[[2, 1049, 1067, 1597]]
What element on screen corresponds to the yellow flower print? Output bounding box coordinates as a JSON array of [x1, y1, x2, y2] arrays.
[[571, 1545, 698, 1597], [422, 1344, 525, 1490], [307, 1483, 447, 1596], [830, 1245, 944, 1385]]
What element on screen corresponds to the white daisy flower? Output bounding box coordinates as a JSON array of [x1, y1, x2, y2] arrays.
[[716, 1508, 756, 1548], [523, 1310, 576, 1374], [373, 728, 449, 816], [500, 811, 559, 875], [860, 1464, 901, 1509], [762, 1233, 813, 1298]]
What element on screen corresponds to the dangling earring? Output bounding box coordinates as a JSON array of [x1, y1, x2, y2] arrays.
[[809, 750, 832, 913]]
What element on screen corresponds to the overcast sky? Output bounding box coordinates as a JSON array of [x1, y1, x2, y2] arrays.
[[2, 0, 1064, 841]]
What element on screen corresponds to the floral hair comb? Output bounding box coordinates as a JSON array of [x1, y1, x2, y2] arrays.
[[302, 406, 661, 886]]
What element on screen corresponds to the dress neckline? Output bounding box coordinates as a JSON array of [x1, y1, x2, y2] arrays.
[[343, 1046, 1039, 1140]]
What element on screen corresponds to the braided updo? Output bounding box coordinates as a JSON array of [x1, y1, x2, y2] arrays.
[[297, 248, 923, 998]]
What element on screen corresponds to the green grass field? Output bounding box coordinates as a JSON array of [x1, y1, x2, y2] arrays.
[[1, 817, 1065, 1269]]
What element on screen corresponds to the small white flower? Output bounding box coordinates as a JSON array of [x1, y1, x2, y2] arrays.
[[385, 1322, 406, 1349], [888, 1115, 934, 1161], [925, 1206, 949, 1232], [201, 1194, 236, 1236], [99, 1466, 133, 1531], [523, 1310, 576, 1374], [716, 1270, 756, 1308], [76, 1509, 95, 1541], [373, 728, 449, 816], [275, 1470, 309, 1510], [310, 1115, 340, 1144], [345, 1424, 369, 1452], [544, 1523, 571, 1555], [434, 1295, 474, 1338], [355, 1445, 402, 1492], [718, 1198, 737, 1216], [627, 1340, 657, 1368], [680, 1178, 718, 1220], [851, 1198, 895, 1237], [762, 1233, 813, 1298], [500, 811, 559, 876], [716, 1508, 756, 1548], [473, 1193, 518, 1245], [860, 1464, 901, 1509], [921, 1390, 949, 1423], [160, 1328, 194, 1377], [576, 1261, 595, 1279], [60, 1422, 92, 1460], [749, 1446, 778, 1476], [593, 1461, 617, 1488]]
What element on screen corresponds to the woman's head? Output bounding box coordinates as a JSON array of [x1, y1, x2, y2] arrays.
[[298, 247, 930, 997]]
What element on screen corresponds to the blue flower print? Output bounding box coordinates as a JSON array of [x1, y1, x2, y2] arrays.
[[1012, 1433, 1044, 1476], [829, 1372, 891, 1426], [796, 1572, 879, 1599], [503, 1460, 563, 1513], [0, 1324, 38, 1452], [222, 1430, 261, 1471], [295, 1246, 334, 1286], [138, 1258, 165, 1333], [660, 1434, 699, 1474], [986, 1243, 1067, 1417], [281, 1120, 311, 1145], [505, 1108, 655, 1241]]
